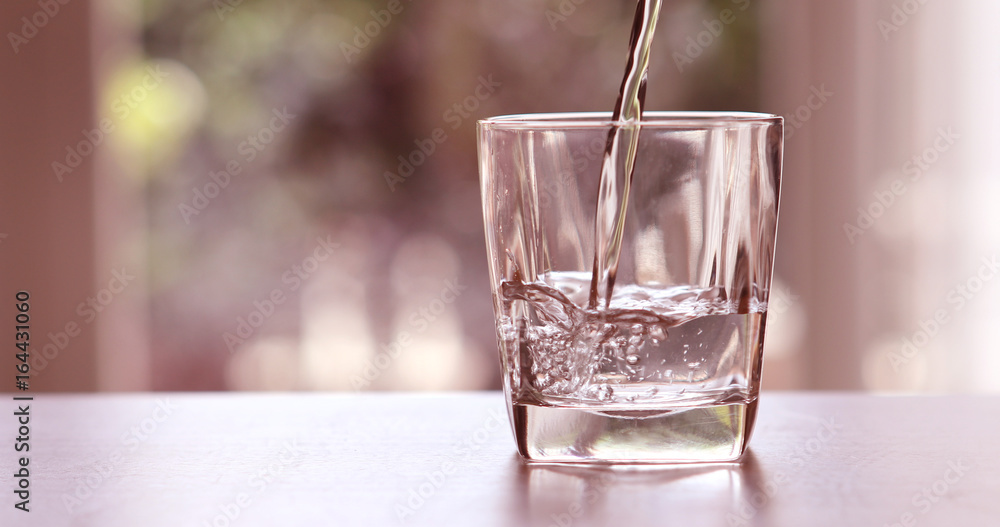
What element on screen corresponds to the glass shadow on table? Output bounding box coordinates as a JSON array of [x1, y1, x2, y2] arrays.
[[511, 452, 771, 527]]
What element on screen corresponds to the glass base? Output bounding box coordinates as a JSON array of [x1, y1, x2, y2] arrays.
[[511, 398, 757, 464]]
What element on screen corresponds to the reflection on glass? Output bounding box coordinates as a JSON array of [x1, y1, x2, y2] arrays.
[[512, 453, 770, 527]]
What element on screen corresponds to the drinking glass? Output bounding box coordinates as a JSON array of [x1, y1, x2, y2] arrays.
[[478, 112, 783, 463]]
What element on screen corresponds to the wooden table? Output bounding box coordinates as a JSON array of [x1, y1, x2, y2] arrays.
[[2, 392, 997, 526]]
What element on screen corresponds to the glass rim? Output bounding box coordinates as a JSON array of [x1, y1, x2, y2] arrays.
[[479, 111, 782, 129]]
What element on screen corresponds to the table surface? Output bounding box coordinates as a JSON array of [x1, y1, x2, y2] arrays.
[[1, 392, 998, 527]]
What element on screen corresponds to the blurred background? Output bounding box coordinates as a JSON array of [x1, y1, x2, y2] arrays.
[[1, 0, 997, 393]]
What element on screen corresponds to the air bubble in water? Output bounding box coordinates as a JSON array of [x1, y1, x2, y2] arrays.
[[501, 325, 517, 343], [500, 276, 759, 404]]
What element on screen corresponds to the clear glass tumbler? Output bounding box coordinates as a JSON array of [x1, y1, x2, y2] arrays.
[[478, 112, 783, 463]]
